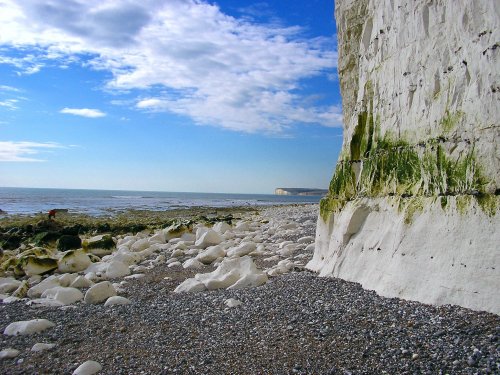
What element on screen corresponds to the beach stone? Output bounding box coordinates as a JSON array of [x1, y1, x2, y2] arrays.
[[27, 276, 60, 298], [174, 278, 206, 293], [149, 231, 166, 244], [31, 343, 56, 352], [84, 234, 115, 256], [196, 245, 225, 265], [213, 221, 232, 234], [58, 249, 91, 273], [297, 236, 314, 244], [56, 235, 82, 251], [105, 261, 130, 279], [4, 319, 55, 336], [70, 276, 93, 289], [84, 281, 116, 304], [41, 286, 83, 305], [0, 348, 20, 360], [226, 242, 256, 257], [73, 360, 102, 375], [234, 221, 250, 231], [224, 298, 242, 308], [180, 256, 267, 291], [183, 258, 204, 269], [130, 238, 149, 252], [12, 280, 29, 298], [104, 296, 131, 307], [110, 251, 142, 266], [195, 229, 223, 249], [164, 222, 192, 241], [0, 277, 22, 294], [58, 273, 78, 287], [304, 243, 315, 252], [21, 256, 58, 276]]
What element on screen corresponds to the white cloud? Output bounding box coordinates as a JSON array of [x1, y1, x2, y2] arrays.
[[0, 99, 19, 110], [0, 141, 62, 162], [0, 85, 20, 92], [60, 108, 106, 118], [0, 0, 341, 132]]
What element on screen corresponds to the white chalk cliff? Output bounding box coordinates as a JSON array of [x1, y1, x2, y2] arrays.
[[307, 0, 500, 314]]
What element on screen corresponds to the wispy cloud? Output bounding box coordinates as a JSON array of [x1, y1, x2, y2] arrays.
[[0, 85, 20, 92], [0, 99, 19, 110], [60, 108, 106, 118], [0, 0, 340, 133], [0, 141, 63, 162]]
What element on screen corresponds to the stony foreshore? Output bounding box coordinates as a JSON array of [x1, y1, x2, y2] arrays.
[[0, 205, 498, 374]]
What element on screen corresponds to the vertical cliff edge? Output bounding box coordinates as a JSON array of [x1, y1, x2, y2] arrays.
[[307, 0, 500, 314]]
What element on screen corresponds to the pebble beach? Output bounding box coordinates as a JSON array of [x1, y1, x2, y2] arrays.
[[0, 205, 498, 374]]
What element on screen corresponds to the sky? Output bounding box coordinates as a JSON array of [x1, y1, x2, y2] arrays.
[[0, 0, 343, 194]]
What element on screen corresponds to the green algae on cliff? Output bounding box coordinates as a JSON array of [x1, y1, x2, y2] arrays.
[[320, 129, 495, 221]]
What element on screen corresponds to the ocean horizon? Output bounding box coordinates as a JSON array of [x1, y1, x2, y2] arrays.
[[0, 186, 323, 216]]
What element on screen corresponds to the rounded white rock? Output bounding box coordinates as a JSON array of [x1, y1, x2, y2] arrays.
[[224, 298, 242, 308], [41, 286, 84, 305], [4, 319, 55, 336], [104, 296, 131, 307], [72, 360, 102, 375], [105, 261, 130, 279], [0, 348, 20, 359], [31, 343, 56, 352], [84, 281, 117, 304]]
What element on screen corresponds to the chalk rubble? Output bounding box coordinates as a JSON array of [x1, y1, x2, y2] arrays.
[[4, 319, 55, 336]]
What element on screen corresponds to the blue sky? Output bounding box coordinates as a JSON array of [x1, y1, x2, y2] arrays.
[[0, 0, 342, 194]]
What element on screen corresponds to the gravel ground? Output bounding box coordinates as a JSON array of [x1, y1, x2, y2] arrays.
[[0, 205, 498, 374]]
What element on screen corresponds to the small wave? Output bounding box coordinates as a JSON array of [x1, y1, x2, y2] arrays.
[[111, 195, 143, 199]]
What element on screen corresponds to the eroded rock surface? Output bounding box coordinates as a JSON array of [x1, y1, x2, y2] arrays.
[[309, 0, 500, 314]]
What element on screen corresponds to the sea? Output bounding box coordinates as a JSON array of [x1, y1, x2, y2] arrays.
[[0, 187, 323, 216]]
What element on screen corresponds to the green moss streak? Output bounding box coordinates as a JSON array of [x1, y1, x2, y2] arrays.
[[320, 130, 495, 221], [440, 110, 464, 133]]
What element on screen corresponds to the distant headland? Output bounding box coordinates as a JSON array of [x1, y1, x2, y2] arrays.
[[274, 188, 328, 196]]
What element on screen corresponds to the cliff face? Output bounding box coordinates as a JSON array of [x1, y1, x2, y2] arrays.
[[308, 0, 500, 314]]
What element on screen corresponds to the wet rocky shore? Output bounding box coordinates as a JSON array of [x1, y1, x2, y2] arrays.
[[0, 205, 498, 374]]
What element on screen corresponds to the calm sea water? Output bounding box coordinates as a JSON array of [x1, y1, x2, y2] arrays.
[[0, 187, 322, 216]]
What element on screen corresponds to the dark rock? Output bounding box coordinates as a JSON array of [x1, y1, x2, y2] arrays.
[[83, 234, 116, 250], [62, 225, 82, 236], [56, 235, 82, 251], [0, 234, 21, 250]]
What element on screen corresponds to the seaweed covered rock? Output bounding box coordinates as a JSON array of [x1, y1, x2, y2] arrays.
[[83, 234, 116, 256], [57, 249, 91, 273], [56, 235, 82, 251]]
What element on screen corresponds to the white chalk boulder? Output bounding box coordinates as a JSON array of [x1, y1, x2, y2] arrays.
[[104, 296, 131, 307], [73, 360, 102, 375], [0, 348, 20, 359], [70, 276, 93, 289], [182, 258, 203, 270], [175, 256, 267, 293], [4, 319, 55, 336], [226, 242, 256, 258], [0, 278, 22, 294], [41, 286, 84, 305], [173, 278, 206, 293], [213, 221, 232, 234], [105, 261, 130, 279], [196, 245, 225, 265], [31, 343, 56, 352], [195, 229, 223, 248], [58, 249, 92, 273], [84, 281, 117, 304], [27, 276, 60, 299]]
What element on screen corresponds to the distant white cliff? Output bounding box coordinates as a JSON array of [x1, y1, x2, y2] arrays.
[[308, 0, 500, 314]]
